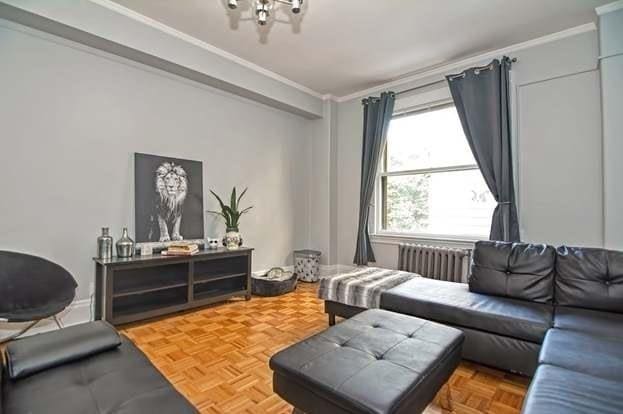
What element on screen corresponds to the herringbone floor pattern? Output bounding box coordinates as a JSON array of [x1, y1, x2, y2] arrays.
[[121, 283, 529, 413]]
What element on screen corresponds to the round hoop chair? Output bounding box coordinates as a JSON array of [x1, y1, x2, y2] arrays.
[[0, 251, 77, 343]]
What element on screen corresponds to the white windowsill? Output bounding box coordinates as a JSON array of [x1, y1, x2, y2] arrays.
[[370, 232, 481, 249]]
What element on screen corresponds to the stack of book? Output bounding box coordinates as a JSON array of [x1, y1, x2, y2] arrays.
[[162, 242, 200, 256]]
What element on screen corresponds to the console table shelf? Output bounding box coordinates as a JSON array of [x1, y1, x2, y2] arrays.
[[94, 247, 253, 325]]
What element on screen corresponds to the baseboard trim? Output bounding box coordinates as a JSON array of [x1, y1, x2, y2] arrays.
[[0, 298, 93, 339]]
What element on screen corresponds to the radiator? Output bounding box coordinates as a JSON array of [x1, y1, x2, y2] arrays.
[[398, 243, 471, 283]]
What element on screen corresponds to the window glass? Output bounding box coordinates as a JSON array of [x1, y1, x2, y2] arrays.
[[379, 104, 495, 238], [386, 106, 476, 172]]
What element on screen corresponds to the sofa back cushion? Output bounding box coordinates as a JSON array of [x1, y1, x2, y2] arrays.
[[556, 246, 623, 313], [469, 241, 556, 303]]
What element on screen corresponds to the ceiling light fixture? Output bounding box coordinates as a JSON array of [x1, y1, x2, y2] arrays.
[[227, 0, 304, 26]]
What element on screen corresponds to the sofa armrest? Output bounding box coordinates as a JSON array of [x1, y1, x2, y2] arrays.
[[5, 321, 121, 380]]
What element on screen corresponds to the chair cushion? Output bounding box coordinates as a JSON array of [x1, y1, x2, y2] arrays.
[[522, 364, 623, 414], [6, 321, 121, 380], [270, 309, 464, 414], [469, 241, 556, 303], [539, 329, 623, 383], [3, 336, 197, 414], [381, 278, 553, 343], [554, 306, 623, 340], [555, 246, 623, 313]]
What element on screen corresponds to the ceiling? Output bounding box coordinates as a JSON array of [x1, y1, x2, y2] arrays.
[[111, 0, 609, 97]]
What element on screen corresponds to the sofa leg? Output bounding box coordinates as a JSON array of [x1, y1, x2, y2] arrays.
[[328, 313, 336, 326]]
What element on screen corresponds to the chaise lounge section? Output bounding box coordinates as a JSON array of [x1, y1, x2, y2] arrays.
[[382, 242, 556, 376]]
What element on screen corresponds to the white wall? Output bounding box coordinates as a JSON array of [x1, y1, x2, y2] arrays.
[[0, 0, 324, 118], [517, 71, 602, 246], [307, 101, 336, 265], [599, 6, 623, 250], [334, 28, 605, 268], [0, 22, 312, 305]]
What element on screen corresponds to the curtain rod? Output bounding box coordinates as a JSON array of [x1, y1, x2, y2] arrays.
[[394, 57, 517, 97]]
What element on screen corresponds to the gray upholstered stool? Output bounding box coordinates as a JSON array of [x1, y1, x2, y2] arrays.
[[270, 309, 464, 414]]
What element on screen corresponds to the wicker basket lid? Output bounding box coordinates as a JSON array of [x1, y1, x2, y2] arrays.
[[293, 249, 321, 258]]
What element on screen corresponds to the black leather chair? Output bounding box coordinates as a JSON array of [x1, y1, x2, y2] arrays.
[[0, 251, 77, 342]]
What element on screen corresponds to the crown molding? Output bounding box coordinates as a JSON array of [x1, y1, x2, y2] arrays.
[[596, 0, 623, 15], [335, 22, 597, 102], [88, 0, 325, 99]]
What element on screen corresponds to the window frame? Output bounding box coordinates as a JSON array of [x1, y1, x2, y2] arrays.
[[371, 100, 489, 242]]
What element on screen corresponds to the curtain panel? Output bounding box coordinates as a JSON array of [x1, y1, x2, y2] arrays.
[[353, 92, 395, 265], [446, 57, 520, 242]]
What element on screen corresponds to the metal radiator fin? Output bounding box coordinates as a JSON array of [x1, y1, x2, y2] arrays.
[[398, 243, 471, 283]]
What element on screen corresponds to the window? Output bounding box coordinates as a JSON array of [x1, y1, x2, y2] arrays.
[[376, 103, 496, 239]]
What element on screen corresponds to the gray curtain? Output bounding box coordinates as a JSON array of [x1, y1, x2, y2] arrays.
[[353, 92, 395, 265], [446, 57, 520, 241]]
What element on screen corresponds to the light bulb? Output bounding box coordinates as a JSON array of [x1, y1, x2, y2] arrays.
[[258, 9, 268, 25], [228, 0, 238, 9], [256, 1, 270, 25], [291, 0, 301, 13]]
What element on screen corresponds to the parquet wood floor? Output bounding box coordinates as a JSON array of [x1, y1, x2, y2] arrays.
[[121, 283, 529, 414]]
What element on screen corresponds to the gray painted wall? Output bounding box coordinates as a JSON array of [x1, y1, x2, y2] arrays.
[[600, 7, 623, 250], [0, 0, 324, 118], [334, 29, 605, 268], [0, 23, 312, 301]]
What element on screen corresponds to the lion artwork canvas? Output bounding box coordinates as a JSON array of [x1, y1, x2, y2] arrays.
[[134, 153, 204, 246]]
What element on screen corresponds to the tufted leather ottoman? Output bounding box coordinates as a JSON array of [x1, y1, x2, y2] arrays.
[[269, 309, 464, 414]]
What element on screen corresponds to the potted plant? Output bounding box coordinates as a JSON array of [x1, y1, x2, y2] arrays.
[[208, 187, 253, 250]]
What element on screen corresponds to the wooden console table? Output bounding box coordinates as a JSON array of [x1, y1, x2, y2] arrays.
[[93, 247, 253, 325]]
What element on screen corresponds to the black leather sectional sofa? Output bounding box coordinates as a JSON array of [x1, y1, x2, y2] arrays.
[[381, 241, 623, 414], [1, 321, 197, 414]]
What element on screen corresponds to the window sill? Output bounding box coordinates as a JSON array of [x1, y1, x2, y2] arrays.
[[370, 233, 481, 249]]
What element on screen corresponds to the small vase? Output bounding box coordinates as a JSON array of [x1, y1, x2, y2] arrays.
[[116, 227, 135, 258], [223, 227, 243, 250], [97, 227, 113, 259]]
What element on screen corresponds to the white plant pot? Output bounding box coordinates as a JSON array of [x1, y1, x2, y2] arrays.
[[224, 230, 242, 250]]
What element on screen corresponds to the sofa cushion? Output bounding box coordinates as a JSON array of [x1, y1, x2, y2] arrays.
[[6, 321, 121, 380], [3, 336, 197, 414], [459, 326, 541, 376], [539, 329, 623, 382], [381, 278, 553, 343], [469, 241, 556, 303], [522, 364, 623, 414], [556, 246, 623, 313], [554, 306, 623, 340]]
